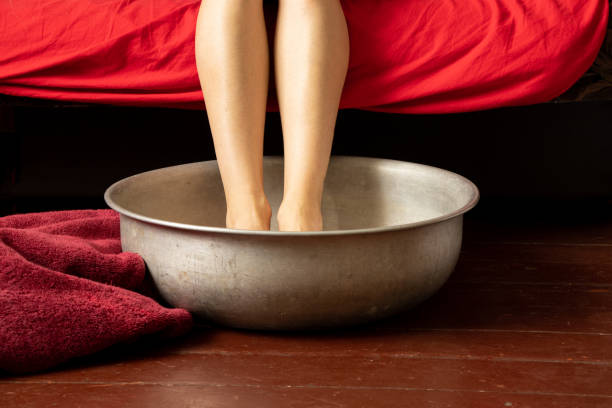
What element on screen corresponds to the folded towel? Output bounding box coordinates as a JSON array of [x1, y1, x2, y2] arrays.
[[0, 209, 193, 374]]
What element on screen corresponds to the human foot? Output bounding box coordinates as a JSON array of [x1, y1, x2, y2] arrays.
[[226, 195, 272, 231], [277, 200, 323, 232]]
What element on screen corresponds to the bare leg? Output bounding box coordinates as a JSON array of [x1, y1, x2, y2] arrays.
[[195, 0, 271, 231], [274, 0, 350, 231]]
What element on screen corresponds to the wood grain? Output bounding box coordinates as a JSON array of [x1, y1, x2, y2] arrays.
[[3, 383, 611, 408], [1, 203, 611, 406]]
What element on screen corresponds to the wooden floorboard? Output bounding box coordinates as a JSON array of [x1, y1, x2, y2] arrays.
[[8, 349, 612, 395], [463, 218, 612, 246], [169, 328, 612, 364], [449, 259, 612, 286], [3, 383, 611, 408], [1, 202, 611, 406]]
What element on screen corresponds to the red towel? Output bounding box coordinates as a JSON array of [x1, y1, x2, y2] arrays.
[[0, 209, 193, 374]]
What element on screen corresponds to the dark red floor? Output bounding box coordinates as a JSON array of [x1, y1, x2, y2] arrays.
[[1, 201, 611, 407]]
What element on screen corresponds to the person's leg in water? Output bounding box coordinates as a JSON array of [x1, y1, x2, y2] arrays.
[[195, 0, 271, 231], [275, 0, 350, 231], [195, 0, 349, 231]]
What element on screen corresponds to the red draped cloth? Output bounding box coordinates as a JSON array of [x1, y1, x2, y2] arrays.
[[0, 0, 608, 113]]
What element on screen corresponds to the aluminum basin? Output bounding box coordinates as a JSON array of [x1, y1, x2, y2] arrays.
[[104, 155, 479, 330]]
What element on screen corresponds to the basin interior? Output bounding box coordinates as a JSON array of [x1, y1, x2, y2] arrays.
[[107, 156, 477, 231]]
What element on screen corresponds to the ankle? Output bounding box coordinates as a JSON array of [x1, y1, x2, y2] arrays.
[[227, 192, 271, 213], [277, 199, 323, 232], [279, 194, 322, 211], [225, 193, 272, 230]]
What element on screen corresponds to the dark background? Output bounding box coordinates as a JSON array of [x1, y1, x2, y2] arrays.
[[1, 99, 611, 221]]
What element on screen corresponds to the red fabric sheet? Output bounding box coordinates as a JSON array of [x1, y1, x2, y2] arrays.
[[0, 209, 192, 374], [0, 0, 608, 114]]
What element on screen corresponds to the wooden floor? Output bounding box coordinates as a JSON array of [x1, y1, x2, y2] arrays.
[[1, 199, 611, 407]]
